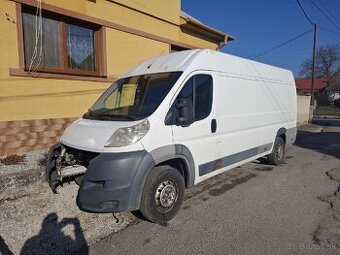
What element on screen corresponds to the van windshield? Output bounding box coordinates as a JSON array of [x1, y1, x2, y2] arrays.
[[83, 72, 182, 121]]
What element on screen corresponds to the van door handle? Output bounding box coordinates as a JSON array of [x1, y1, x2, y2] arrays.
[[211, 119, 217, 133]]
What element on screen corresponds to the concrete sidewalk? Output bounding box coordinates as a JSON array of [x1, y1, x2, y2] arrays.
[[0, 120, 334, 254]]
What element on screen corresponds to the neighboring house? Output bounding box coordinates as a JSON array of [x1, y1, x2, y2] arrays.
[[295, 78, 328, 95], [0, 0, 234, 155], [327, 89, 340, 104], [327, 76, 340, 103], [329, 92, 340, 102]]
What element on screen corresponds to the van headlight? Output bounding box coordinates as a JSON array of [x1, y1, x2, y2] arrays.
[[105, 119, 150, 147]]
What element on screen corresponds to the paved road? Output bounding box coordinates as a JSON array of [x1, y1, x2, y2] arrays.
[[90, 119, 340, 255]]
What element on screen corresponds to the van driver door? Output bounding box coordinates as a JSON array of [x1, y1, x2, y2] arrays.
[[169, 72, 218, 184]]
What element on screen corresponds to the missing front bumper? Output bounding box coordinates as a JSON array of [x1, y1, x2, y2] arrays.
[[46, 143, 98, 193]]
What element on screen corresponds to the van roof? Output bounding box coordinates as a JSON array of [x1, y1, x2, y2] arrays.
[[122, 49, 294, 84]]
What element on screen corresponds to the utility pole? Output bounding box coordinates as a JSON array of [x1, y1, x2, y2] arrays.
[[310, 23, 317, 106]]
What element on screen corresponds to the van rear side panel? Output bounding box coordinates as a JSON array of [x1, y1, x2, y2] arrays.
[[196, 70, 296, 183]]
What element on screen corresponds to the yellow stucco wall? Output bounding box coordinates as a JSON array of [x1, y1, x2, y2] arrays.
[[0, 1, 109, 120], [106, 29, 169, 76], [0, 0, 220, 121], [105, 0, 181, 25], [0, 1, 19, 79]]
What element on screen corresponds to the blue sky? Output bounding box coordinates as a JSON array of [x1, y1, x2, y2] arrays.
[[182, 0, 340, 77]]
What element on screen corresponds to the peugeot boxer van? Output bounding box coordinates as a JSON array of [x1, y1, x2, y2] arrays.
[[46, 49, 297, 224]]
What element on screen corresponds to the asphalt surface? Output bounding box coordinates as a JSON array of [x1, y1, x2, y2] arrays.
[[90, 119, 340, 255]]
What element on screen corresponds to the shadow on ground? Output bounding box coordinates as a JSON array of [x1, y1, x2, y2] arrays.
[[313, 119, 340, 128], [20, 213, 88, 255], [295, 120, 340, 160], [0, 235, 14, 255]]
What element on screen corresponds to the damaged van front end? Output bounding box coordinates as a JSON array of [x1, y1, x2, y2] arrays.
[[45, 117, 152, 213], [46, 143, 99, 193], [46, 141, 154, 213]]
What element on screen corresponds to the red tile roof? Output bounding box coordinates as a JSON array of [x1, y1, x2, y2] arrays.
[[295, 78, 328, 90]]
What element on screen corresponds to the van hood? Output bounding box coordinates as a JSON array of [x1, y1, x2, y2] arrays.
[[60, 118, 141, 152]]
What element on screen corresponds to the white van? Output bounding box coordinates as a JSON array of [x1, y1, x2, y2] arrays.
[[46, 49, 297, 224]]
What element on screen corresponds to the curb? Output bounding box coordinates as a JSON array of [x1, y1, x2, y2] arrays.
[[314, 116, 340, 119], [0, 167, 46, 201], [297, 124, 323, 133]]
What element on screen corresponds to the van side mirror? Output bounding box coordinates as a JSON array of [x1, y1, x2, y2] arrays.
[[176, 98, 194, 127]]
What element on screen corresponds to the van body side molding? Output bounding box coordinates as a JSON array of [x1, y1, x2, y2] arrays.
[[199, 143, 273, 176]]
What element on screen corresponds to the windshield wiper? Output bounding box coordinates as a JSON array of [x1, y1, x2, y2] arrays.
[[87, 109, 94, 116], [98, 108, 123, 115], [96, 107, 140, 121], [97, 113, 139, 121], [84, 109, 112, 121], [84, 109, 97, 119]]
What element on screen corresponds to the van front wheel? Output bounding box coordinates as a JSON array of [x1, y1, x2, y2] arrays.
[[267, 137, 285, 165], [139, 165, 184, 224]]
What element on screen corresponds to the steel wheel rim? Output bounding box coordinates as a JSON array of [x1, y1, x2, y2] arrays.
[[276, 144, 284, 161], [155, 180, 178, 210]]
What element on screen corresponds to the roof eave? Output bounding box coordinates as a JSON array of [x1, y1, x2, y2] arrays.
[[180, 15, 235, 45]]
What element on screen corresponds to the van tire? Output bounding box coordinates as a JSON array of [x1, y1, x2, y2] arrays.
[[139, 165, 184, 224], [267, 137, 285, 165]]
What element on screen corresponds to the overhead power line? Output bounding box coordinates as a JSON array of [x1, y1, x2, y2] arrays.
[[295, 0, 314, 25], [319, 26, 340, 35], [247, 29, 312, 59], [316, 0, 340, 28], [293, 0, 318, 108], [310, 0, 340, 30], [319, 27, 340, 44]]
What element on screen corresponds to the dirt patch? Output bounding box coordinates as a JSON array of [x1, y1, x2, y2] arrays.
[[184, 168, 250, 200], [0, 154, 26, 166], [182, 205, 191, 210], [38, 152, 48, 167], [142, 238, 151, 246], [254, 166, 274, 172], [208, 174, 257, 197]]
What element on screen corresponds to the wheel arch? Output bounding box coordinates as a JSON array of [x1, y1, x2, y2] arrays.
[[275, 128, 287, 145], [130, 145, 195, 210], [267, 128, 287, 165], [156, 157, 191, 188]]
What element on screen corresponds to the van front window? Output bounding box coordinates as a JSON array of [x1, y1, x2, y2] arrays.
[[83, 72, 182, 121]]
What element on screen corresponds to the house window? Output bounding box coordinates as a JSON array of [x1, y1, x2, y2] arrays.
[[21, 8, 103, 76], [67, 24, 96, 72]]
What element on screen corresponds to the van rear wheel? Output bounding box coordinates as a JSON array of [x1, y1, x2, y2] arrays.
[[267, 137, 285, 165], [139, 165, 184, 224]]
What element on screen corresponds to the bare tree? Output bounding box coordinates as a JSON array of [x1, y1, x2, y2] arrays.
[[328, 70, 340, 92], [299, 44, 340, 78]]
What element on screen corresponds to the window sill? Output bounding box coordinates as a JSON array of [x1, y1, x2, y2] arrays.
[[9, 68, 116, 83]]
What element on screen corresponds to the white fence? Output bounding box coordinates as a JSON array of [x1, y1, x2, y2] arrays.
[[297, 95, 311, 125]]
